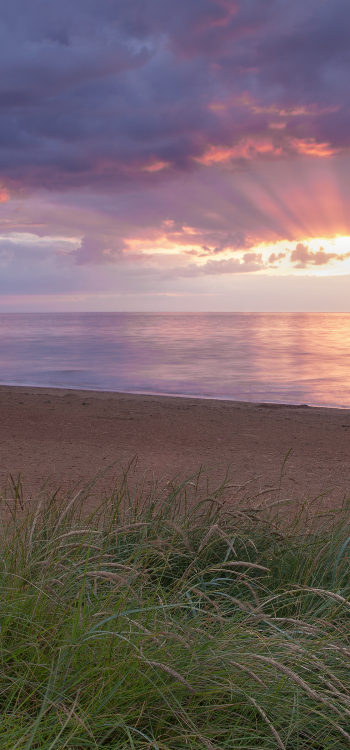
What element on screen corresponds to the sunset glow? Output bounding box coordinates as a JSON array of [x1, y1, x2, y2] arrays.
[[1, 0, 350, 311]]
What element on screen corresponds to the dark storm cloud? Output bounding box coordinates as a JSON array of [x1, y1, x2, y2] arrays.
[[0, 0, 349, 191]]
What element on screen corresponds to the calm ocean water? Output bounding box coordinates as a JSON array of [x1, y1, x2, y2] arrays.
[[0, 312, 350, 408]]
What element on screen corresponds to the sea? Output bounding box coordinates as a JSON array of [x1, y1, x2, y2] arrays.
[[0, 312, 350, 408]]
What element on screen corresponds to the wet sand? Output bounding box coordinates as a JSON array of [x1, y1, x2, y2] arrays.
[[1, 385, 350, 506]]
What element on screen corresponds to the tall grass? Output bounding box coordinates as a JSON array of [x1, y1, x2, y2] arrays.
[[1, 469, 350, 748]]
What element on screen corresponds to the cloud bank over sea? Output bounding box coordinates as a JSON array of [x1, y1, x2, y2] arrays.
[[1, 0, 350, 310]]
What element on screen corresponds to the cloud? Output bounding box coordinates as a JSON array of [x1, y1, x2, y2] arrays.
[[3, 148, 350, 274], [290, 242, 350, 268], [194, 136, 341, 166], [176, 253, 264, 276], [73, 234, 129, 264], [2, 0, 350, 313], [268, 251, 286, 264], [0, 185, 10, 202], [183, 230, 251, 256], [0, 0, 349, 192]]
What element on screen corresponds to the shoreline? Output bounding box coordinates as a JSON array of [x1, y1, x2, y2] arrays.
[[0, 381, 348, 411], [1, 384, 350, 507]]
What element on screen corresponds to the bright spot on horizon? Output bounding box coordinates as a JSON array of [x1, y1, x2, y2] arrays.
[[2, 0, 350, 311], [126, 233, 350, 275]]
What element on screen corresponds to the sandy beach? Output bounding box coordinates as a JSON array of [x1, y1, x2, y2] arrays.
[[1, 384, 350, 507]]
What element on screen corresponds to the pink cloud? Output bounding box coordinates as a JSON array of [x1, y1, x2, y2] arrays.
[[290, 242, 350, 268], [0, 186, 10, 203], [176, 254, 264, 276], [268, 251, 286, 264], [290, 139, 340, 158]]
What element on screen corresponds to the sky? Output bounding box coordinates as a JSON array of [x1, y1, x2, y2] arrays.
[[1, 0, 350, 311]]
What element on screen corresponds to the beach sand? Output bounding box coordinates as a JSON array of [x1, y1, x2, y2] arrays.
[[1, 385, 350, 508]]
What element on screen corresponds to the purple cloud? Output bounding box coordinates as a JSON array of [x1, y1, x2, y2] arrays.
[[0, 0, 349, 193], [73, 234, 128, 265], [1, 0, 350, 313]]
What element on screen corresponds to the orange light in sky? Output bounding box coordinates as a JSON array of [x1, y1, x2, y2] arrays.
[[194, 138, 281, 164], [195, 137, 339, 166], [0, 187, 10, 203], [126, 230, 350, 276], [290, 139, 340, 157], [142, 161, 169, 172]]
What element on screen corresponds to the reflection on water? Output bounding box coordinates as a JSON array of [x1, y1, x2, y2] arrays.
[[0, 312, 350, 407]]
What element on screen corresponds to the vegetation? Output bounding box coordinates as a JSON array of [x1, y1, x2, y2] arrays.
[[1, 469, 350, 748]]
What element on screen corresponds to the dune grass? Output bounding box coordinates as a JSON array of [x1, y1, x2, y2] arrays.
[[0, 469, 350, 748]]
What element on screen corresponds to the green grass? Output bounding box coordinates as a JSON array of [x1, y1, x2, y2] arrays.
[[1, 469, 350, 748]]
